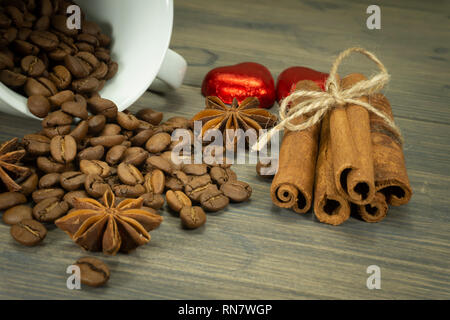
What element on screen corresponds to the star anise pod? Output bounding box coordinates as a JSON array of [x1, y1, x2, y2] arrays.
[[55, 189, 163, 255], [0, 138, 30, 192], [192, 96, 277, 143]]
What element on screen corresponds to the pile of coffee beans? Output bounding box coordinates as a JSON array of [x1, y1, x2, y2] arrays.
[[0, 0, 118, 118]]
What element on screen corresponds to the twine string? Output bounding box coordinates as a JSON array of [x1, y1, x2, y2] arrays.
[[251, 47, 403, 152]]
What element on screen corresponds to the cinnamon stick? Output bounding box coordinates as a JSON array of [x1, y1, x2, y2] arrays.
[[313, 113, 351, 225], [329, 73, 375, 205], [270, 80, 322, 213], [355, 192, 388, 223], [368, 93, 412, 206]]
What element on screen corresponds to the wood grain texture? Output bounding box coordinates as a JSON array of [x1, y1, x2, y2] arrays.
[[0, 0, 449, 299]]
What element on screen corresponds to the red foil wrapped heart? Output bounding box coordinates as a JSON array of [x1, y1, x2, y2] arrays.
[[201, 62, 276, 109], [276, 66, 328, 102]]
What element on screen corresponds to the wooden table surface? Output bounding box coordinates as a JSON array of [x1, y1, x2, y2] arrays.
[[0, 0, 449, 300]]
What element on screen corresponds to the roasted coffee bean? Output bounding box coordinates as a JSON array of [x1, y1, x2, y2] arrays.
[[77, 145, 104, 161], [210, 166, 237, 185], [200, 185, 229, 212], [91, 61, 108, 79], [165, 177, 184, 191], [50, 135, 77, 163], [61, 100, 88, 119], [84, 174, 111, 198], [10, 219, 47, 246], [64, 54, 89, 78], [29, 30, 59, 50], [22, 133, 50, 155], [100, 123, 121, 136], [105, 145, 126, 165], [0, 192, 27, 210], [87, 114, 106, 134], [146, 155, 172, 174], [104, 61, 118, 80], [49, 65, 71, 89], [72, 77, 99, 93], [60, 171, 86, 191], [21, 55, 45, 77], [63, 190, 89, 208], [0, 69, 27, 87], [117, 163, 144, 185], [141, 192, 165, 210], [51, 14, 78, 36], [113, 184, 145, 198], [184, 174, 212, 202], [123, 147, 148, 166], [220, 180, 252, 202], [180, 206, 206, 229], [69, 120, 89, 142], [33, 197, 69, 222], [89, 134, 126, 148], [36, 156, 72, 173], [166, 190, 191, 213], [80, 159, 110, 177], [32, 188, 65, 203], [87, 96, 117, 119], [161, 151, 184, 171], [34, 15, 50, 31], [162, 117, 192, 131], [145, 132, 171, 153], [0, 51, 14, 70], [19, 173, 39, 196], [182, 164, 208, 176], [24, 77, 57, 97], [74, 257, 110, 287], [27, 95, 50, 118], [3, 205, 33, 225], [130, 129, 155, 146], [75, 51, 99, 72], [40, 0, 53, 17], [77, 33, 99, 46], [144, 169, 165, 194], [41, 124, 71, 138], [48, 90, 74, 108], [38, 172, 61, 188], [136, 108, 163, 125], [12, 39, 40, 55], [42, 110, 72, 127], [116, 111, 140, 130]]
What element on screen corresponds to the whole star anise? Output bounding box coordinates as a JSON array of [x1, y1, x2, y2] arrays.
[[0, 138, 30, 192], [192, 96, 277, 143], [55, 189, 163, 255]]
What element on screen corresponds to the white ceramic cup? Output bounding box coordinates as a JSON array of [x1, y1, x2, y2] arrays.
[[0, 0, 187, 119]]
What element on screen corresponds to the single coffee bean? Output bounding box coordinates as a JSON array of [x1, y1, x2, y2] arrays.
[[22, 133, 50, 156], [48, 90, 74, 108], [77, 145, 104, 161], [74, 257, 110, 287], [3, 205, 33, 225], [69, 120, 89, 142], [180, 206, 206, 229], [104, 61, 118, 80], [100, 123, 121, 136], [32, 188, 65, 203], [182, 164, 208, 176], [117, 162, 144, 185], [166, 190, 192, 213], [12, 39, 40, 56], [19, 173, 39, 196], [220, 180, 252, 202], [162, 117, 192, 131], [184, 174, 212, 202], [60, 171, 86, 191], [34, 15, 50, 31], [145, 132, 171, 153], [141, 192, 165, 210], [64, 54, 89, 78], [89, 134, 126, 148], [27, 95, 50, 118], [87, 96, 117, 119], [49, 65, 71, 89], [116, 111, 140, 130], [32, 197, 69, 222], [42, 110, 72, 127], [61, 100, 88, 119], [146, 155, 172, 174], [10, 219, 47, 246], [161, 151, 184, 171], [144, 170, 165, 194], [80, 159, 110, 177], [113, 184, 145, 198], [0, 192, 27, 210], [38, 172, 61, 188], [63, 190, 89, 208], [87, 114, 106, 134], [49, 135, 77, 163], [21, 55, 45, 77], [210, 166, 237, 185], [136, 108, 163, 125], [123, 147, 148, 166], [91, 61, 108, 79], [130, 129, 155, 146], [36, 156, 69, 173], [200, 185, 230, 212], [0, 69, 27, 87], [84, 174, 111, 198], [41, 125, 72, 138], [72, 77, 99, 93], [105, 145, 126, 165], [76, 51, 100, 72], [29, 30, 59, 50]]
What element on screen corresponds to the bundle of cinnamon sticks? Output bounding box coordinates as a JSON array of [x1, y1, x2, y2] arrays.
[[267, 75, 411, 225]]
